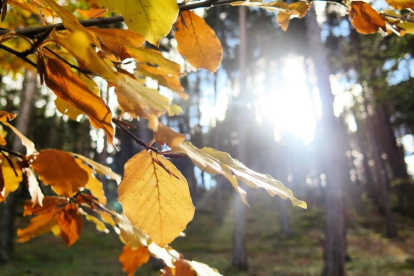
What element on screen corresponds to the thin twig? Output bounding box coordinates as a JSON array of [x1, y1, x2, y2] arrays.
[[0, 145, 26, 158], [0, 44, 36, 67], [44, 47, 94, 75]]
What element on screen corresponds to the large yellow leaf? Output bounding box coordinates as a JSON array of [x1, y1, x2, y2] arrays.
[[118, 150, 195, 247], [98, 0, 179, 46], [0, 155, 23, 200], [71, 153, 121, 182], [349, 1, 386, 34], [39, 56, 114, 144], [31, 149, 89, 198], [174, 142, 307, 208], [119, 245, 150, 276], [386, 0, 414, 10], [175, 11, 223, 72]]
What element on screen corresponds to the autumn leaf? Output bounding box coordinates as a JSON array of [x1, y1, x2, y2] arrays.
[[23, 196, 67, 217], [57, 204, 83, 246], [2, 121, 36, 155], [190, 261, 223, 276], [0, 110, 16, 145], [116, 213, 150, 249], [349, 1, 386, 34], [277, 1, 309, 31], [98, 0, 179, 46], [76, 8, 108, 19], [31, 149, 89, 198], [118, 150, 195, 247], [71, 152, 121, 182], [162, 258, 196, 276], [385, 0, 414, 10], [154, 123, 185, 149], [39, 56, 115, 144], [175, 11, 223, 72], [119, 245, 151, 276], [42, 0, 100, 46], [0, 155, 23, 200], [75, 159, 107, 204], [84, 213, 109, 233], [121, 46, 181, 78], [17, 208, 61, 243], [174, 142, 307, 208], [23, 168, 44, 207], [89, 27, 145, 57]]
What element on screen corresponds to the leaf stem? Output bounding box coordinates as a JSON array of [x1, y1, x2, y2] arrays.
[[0, 145, 25, 158]]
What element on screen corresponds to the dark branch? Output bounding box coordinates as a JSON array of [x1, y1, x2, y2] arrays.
[[0, 44, 36, 67], [0, 145, 25, 158]]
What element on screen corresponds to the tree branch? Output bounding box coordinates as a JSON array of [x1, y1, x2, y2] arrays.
[[0, 44, 36, 67], [0, 145, 25, 158]]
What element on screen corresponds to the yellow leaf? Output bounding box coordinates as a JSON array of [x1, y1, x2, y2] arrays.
[[55, 97, 83, 121], [39, 56, 114, 144], [121, 46, 181, 78], [175, 11, 223, 72], [276, 1, 309, 31], [147, 243, 175, 268], [75, 159, 107, 205], [71, 153, 121, 182], [42, 0, 100, 46], [31, 149, 89, 198], [2, 121, 36, 155], [76, 8, 108, 19], [174, 142, 307, 209], [349, 1, 386, 34], [84, 214, 109, 233], [119, 245, 150, 276], [136, 64, 187, 99], [99, 0, 179, 46], [17, 208, 61, 243], [116, 213, 149, 249], [154, 123, 185, 149], [23, 168, 44, 207], [57, 204, 83, 246], [0, 155, 23, 199], [386, 0, 414, 10], [118, 150, 195, 247], [89, 27, 145, 56]]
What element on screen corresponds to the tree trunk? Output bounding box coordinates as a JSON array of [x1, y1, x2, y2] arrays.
[[0, 70, 37, 263], [232, 6, 248, 271], [305, 8, 347, 276]]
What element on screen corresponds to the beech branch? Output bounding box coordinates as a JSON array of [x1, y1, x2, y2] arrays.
[[0, 145, 25, 158]]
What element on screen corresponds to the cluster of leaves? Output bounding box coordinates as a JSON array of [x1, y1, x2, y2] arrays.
[[1, 0, 413, 275]]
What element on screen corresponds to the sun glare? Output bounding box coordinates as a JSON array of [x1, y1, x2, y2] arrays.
[[257, 56, 317, 145]]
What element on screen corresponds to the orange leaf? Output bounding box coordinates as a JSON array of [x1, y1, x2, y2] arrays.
[[75, 159, 107, 205], [39, 56, 114, 144], [17, 208, 61, 243], [57, 204, 83, 246], [175, 11, 223, 72], [0, 110, 16, 122], [385, 0, 414, 10], [162, 258, 196, 276], [31, 149, 89, 198], [89, 27, 145, 56], [76, 8, 108, 19], [349, 1, 386, 34], [23, 196, 68, 217], [119, 245, 150, 276]]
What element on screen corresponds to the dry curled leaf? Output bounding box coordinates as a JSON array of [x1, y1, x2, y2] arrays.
[[57, 204, 83, 246], [349, 1, 386, 34]]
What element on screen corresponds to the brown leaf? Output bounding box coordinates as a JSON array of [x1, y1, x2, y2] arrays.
[[17, 208, 61, 243], [162, 258, 196, 276], [349, 1, 386, 34], [23, 196, 68, 217], [39, 56, 114, 144], [119, 245, 150, 276], [31, 149, 89, 198], [57, 204, 83, 246], [175, 11, 223, 72]]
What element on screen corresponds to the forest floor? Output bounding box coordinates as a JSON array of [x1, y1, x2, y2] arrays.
[[2, 188, 414, 276]]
